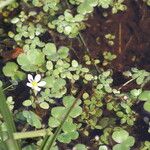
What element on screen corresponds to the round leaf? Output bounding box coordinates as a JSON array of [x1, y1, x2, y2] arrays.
[[143, 101, 150, 112], [112, 129, 129, 143]]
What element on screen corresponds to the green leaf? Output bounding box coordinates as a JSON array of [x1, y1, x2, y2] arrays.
[[51, 107, 66, 120], [63, 96, 76, 108], [46, 61, 53, 70], [22, 144, 36, 150], [84, 74, 93, 81], [17, 50, 45, 72], [63, 96, 81, 107], [113, 144, 129, 150], [143, 101, 150, 112], [22, 100, 32, 107], [122, 136, 135, 147], [112, 129, 129, 143], [72, 60, 78, 67], [70, 106, 82, 118], [139, 91, 150, 101], [67, 131, 79, 140], [48, 117, 60, 128], [39, 102, 49, 109], [23, 111, 41, 129], [3, 62, 18, 77], [130, 89, 142, 97], [62, 121, 76, 133], [58, 46, 69, 59], [73, 144, 87, 150], [99, 145, 108, 150], [43, 43, 57, 56], [57, 133, 71, 143]]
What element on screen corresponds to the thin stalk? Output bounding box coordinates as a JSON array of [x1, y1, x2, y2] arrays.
[[13, 129, 52, 140], [40, 89, 84, 150], [0, 88, 21, 150], [118, 23, 122, 54], [3, 84, 14, 91], [78, 33, 101, 73], [118, 78, 135, 90], [65, 0, 101, 74]]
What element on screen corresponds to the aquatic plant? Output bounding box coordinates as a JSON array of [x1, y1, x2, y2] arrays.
[[0, 0, 149, 150]]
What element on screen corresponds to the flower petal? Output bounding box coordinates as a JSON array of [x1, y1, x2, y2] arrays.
[[38, 81, 46, 87], [34, 74, 41, 82], [28, 74, 33, 82], [26, 82, 33, 88], [34, 86, 41, 91]]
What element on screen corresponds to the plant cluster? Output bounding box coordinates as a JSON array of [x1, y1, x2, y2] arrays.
[[0, 0, 149, 150]]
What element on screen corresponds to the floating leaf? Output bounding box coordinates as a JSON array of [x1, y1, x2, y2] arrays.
[[99, 145, 108, 150], [39, 102, 49, 109], [143, 101, 150, 112], [23, 111, 41, 129], [139, 91, 150, 101], [48, 117, 60, 128], [73, 144, 87, 150], [3, 62, 18, 77], [23, 100, 32, 107], [112, 129, 129, 143]]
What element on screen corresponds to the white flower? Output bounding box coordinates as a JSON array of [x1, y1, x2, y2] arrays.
[[26, 74, 46, 92]]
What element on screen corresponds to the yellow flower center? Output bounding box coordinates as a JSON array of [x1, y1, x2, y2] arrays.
[[31, 81, 38, 87]]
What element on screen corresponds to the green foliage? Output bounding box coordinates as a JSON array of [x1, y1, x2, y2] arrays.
[[105, 33, 115, 46], [103, 51, 116, 66], [77, 0, 98, 15], [99, 145, 108, 150], [112, 128, 135, 150], [0, 0, 15, 9], [98, 0, 113, 9], [30, 0, 60, 15], [10, 18, 45, 42], [123, 68, 150, 85], [77, 0, 126, 15], [69, 0, 84, 5], [22, 144, 36, 150], [130, 89, 142, 97], [6, 96, 14, 111], [97, 70, 113, 93], [49, 10, 85, 38], [107, 98, 136, 126], [0, 0, 149, 149], [111, 0, 127, 14], [48, 96, 82, 143], [140, 141, 150, 150], [81, 91, 104, 129], [3, 62, 26, 81], [73, 144, 87, 150], [23, 111, 42, 129], [100, 128, 112, 145], [138, 90, 150, 112], [17, 49, 45, 72]]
